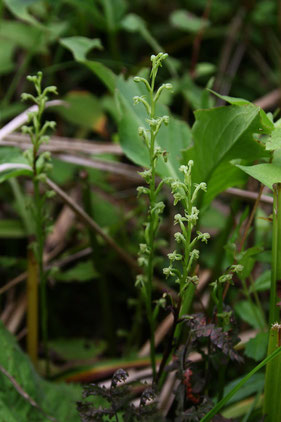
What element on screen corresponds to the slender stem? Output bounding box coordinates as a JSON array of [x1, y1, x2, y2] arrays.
[[26, 248, 38, 366], [34, 178, 49, 374], [270, 183, 281, 325], [146, 91, 157, 380], [174, 176, 194, 343]]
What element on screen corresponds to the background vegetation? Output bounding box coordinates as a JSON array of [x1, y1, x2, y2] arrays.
[[0, 0, 280, 421]]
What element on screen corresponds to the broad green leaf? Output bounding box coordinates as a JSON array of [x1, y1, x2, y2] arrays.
[[55, 260, 98, 282], [84, 60, 116, 92], [49, 158, 76, 185], [237, 163, 281, 190], [208, 89, 250, 105], [191, 104, 268, 185], [60, 36, 103, 61], [259, 109, 275, 134], [250, 270, 271, 293], [56, 91, 104, 131], [0, 20, 46, 52], [56, 38, 116, 92], [200, 205, 226, 230], [3, 0, 41, 26], [0, 321, 81, 421], [170, 9, 209, 33], [0, 220, 26, 238], [116, 75, 192, 179], [0, 39, 15, 75], [49, 338, 106, 361], [244, 332, 268, 361], [203, 160, 247, 206], [234, 300, 265, 329], [265, 127, 281, 151], [223, 373, 264, 405]]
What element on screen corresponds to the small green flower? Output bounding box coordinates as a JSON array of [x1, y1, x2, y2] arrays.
[[168, 251, 183, 262]]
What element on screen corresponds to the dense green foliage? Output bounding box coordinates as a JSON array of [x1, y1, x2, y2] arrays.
[[0, 0, 280, 421]]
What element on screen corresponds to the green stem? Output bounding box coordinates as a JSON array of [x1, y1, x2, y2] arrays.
[[263, 323, 281, 421], [174, 179, 194, 344], [34, 179, 49, 375], [269, 183, 281, 325]]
